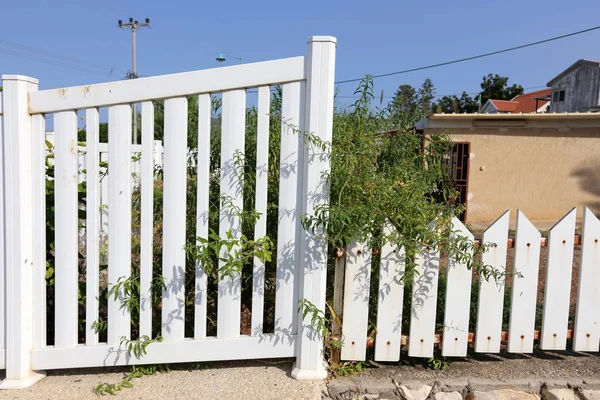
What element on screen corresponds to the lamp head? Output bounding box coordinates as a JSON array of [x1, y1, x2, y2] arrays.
[[216, 52, 226, 62], [118, 20, 122, 27]]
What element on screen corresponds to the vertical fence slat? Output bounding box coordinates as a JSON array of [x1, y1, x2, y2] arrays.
[[195, 94, 211, 339], [107, 104, 132, 345], [54, 110, 80, 347], [374, 225, 405, 362], [574, 207, 600, 352], [275, 82, 302, 335], [85, 108, 100, 346], [442, 218, 474, 357], [408, 232, 440, 358], [217, 89, 246, 338], [162, 97, 188, 342], [541, 208, 576, 350], [508, 210, 541, 353], [251, 86, 270, 336], [32, 114, 46, 349], [100, 151, 109, 238], [331, 251, 345, 363], [139, 101, 154, 339], [340, 242, 371, 361], [475, 210, 509, 353], [0, 96, 4, 355]]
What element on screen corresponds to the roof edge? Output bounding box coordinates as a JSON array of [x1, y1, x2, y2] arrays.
[[547, 59, 600, 86]]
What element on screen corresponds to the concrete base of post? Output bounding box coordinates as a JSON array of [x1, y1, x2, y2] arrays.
[[0, 372, 46, 390], [291, 364, 328, 380]]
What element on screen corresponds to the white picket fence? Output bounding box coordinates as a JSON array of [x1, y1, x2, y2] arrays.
[[0, 36, 337, 389], [335, 208, 600, 362]]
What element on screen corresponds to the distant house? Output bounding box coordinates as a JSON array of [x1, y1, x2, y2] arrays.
[[547, 59, 600, 112], [416, 112, 600, 225], [481, 89, 551, 114]]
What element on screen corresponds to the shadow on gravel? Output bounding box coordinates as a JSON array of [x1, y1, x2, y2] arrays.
[[0, 358, 296, 381]]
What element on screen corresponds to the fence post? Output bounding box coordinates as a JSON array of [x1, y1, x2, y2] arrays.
[[292, 36, 336, 380], [0, 75, 46, 389]]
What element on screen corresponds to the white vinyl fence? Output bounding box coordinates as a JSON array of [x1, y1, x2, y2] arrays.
[[0, 36, 337, 389], [334, 208, 600, 362]]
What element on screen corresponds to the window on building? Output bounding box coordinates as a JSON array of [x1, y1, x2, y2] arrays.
[[553, 89, 566, 103]]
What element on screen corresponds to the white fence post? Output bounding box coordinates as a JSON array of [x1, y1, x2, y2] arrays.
[[0, 75, 46, 389], [292, 36, 336, 380]]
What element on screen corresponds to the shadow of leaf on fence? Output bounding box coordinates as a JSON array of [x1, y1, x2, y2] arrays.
[[411, 247, 440, 320]]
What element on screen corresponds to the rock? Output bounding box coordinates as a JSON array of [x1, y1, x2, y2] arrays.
[[541, 388, 577, 400], [578, 390, 600, 400], [379, 391, 402, 400], [397, 385, 433, 400], [434, 392, 463, 400], [326, 378, 359, 400], [474, 390, 540, 400]]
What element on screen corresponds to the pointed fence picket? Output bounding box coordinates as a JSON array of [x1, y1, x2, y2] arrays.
[[541, 208, 576, 350], [374, 224, 405, 362], [408, 239, 440, 358], [508, 211, 542, 353], [475, 211, 509, 353], [340, 241, 372, 361], [442, 218, 473, 357], [573, 208, 600, 352]]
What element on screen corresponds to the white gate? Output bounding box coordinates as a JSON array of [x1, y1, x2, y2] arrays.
[[0, 36, 337, 388]]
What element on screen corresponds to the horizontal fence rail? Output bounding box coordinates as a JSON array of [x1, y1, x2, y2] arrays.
[[336, 208, 600, 362], [29, 57, 306, 114]]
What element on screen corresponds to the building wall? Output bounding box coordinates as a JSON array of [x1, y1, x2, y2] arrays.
[[426, 126, 600, 224], [550, 64, 600, 112], [481, 102, 498, 114]]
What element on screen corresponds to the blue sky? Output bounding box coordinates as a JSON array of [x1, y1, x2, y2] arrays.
[[1, 0, 599, 109]]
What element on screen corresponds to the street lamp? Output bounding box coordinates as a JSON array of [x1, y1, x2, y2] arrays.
[[216, 51, 244, 64]]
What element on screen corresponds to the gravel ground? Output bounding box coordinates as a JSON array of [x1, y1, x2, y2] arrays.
[[358, 350, 600, 381], [0, 360, 324, 400]]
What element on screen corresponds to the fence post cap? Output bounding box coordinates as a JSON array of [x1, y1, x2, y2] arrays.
[[307, 36, 337, 45], [2, 75, 39, 84]]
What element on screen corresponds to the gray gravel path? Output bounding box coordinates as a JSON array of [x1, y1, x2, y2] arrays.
[[0, 360, 324, 400]]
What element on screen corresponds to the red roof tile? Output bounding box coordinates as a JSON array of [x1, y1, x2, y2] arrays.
[[490, 99, 518, 112], [489, 89, 551, 113]]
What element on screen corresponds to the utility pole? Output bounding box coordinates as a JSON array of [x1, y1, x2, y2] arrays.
[[118, 17, 150, 144]]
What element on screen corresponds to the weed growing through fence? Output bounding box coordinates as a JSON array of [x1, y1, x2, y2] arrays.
[[94, 365, 165, 396], [297, 75, 507, 372]]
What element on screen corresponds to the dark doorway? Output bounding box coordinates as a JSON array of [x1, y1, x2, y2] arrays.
[[444, 142, 470, 222]]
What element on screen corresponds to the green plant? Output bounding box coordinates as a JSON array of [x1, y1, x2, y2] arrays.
[[185, 228, 274, 281], [94, 365, 163, 396], [91, 319, 108, 334], [331, 361, 369, 376], [119, 335, 163, 358], [425, 348, 452, 370]]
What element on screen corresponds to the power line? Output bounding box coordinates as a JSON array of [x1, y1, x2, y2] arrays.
[[335, 25, 600, 85], [0, 46, 110, 77], [0, 41, 118, 77], [0, 40, 113, 72]]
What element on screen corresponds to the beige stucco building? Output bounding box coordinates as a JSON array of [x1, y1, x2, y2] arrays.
[[416, 113, 600, 226]]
